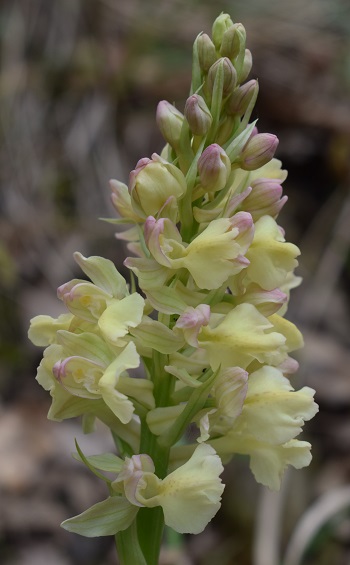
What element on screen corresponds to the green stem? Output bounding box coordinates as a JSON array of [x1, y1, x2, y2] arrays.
[[158, 368, 216, 448], [134, 349, 174, 564], [137, 507, 165, 565], [115, 520, 147, 565], [136, 419, 170, 564], [180, 138, 206, 242]]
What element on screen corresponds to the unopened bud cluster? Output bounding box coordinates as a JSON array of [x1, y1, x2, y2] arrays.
[[29, 13, 317, 553]]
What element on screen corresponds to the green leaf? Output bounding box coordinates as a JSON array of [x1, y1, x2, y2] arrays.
[[190, 34, 203, 95], [74, 439, 112, 483], [72, 451, 124, 473], [130, 318, 184, 354], [224, 119, 257, 161], [209, 59, 224, 136], [61, 496, 138, 537], [158, 367, 219, 447]]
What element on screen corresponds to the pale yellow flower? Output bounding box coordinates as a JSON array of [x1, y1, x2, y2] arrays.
[[210, 366, 318, 489], [198, 303, 287, 370], [244, 215, 300, 290], [125, 444, 224, 534]]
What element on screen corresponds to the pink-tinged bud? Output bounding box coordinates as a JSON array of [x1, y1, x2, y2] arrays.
[[212, 13, 234, 50], [156, 101, 184, 148], [227, 79, 259, 116], [184, 94, 212, 136], [239, 133, 279, 171], [238, 49, 253, 83], [134, 157, 152, 175], [250, 178, 283, 205], [198, 143, 231, 192], [197, 33, 217, 72], [207, 57, 237, 96], [243, 178, 288, 220], [220, 23, 246, 60]]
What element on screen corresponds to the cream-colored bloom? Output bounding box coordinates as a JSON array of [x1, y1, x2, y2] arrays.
[[210, 366, 318, 489], [62, 444, 224, 536], [233, 366, 318, 444], [123, 444, 224, 534], [144, 213, 253, 290], [198, 303, 287, 370], [244, 215, 300, 290], [53, 339, 152, 423], [55, 254, 145, 346], [36, 331, 154, 423], [214, 435, 313, 490], [36, 343, 97, 421]]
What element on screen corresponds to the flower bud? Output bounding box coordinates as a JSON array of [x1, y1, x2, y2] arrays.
[[109, 179, 143, 222], [212, 13, 234, 50], [227, 79, 259, 116], [239, 133, 279, 171], [238, 49, 253, 82], [242, 178, 288, 220], [198, 143, 231, 192], [197, 34, 217, 72], [129, 153, 187, 217], [156, 101, 184, 148], [184, 94, 212, 136], [207, 57, 237, 96], [220, 23, 246, 60]]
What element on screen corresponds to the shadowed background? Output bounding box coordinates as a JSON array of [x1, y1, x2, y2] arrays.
[[1, 0, 350, 563]]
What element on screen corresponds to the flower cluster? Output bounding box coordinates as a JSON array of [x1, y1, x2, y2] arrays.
[[29, 13, 317, 546]]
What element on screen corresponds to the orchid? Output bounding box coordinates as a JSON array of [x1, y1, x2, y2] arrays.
[[29, 13, 318, 565]]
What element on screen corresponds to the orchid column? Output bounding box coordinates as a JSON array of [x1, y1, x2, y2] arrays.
[[29, 13, 318, 565]]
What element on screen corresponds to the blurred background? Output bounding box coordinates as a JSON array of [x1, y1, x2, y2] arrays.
[[1, 0, 350, 563]]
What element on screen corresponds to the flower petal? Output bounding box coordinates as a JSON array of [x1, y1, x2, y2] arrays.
[[98, 294, 145, 346], [99, 342, 140, 423]]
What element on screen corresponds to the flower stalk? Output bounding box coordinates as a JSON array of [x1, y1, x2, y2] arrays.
[[28, 12, 318, 565]]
